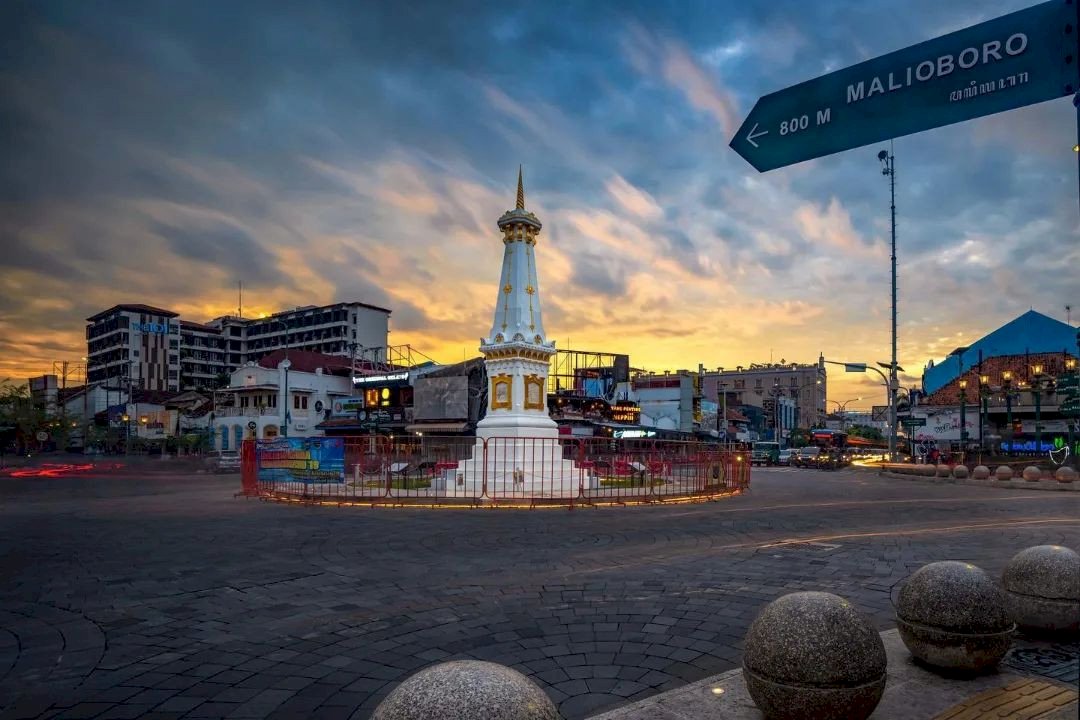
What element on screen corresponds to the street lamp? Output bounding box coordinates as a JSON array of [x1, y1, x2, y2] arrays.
[[878, 146, 899, 465], [978, 374, 990, 461], [1002, 370, 1014, 453], [828, 398, 862, 432], [958, 379, 968, 455], [1031, 364, 1045, 454], [121, 413, 130, 454]]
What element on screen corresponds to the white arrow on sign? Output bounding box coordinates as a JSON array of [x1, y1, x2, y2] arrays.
[[745, 123, 768, 148]]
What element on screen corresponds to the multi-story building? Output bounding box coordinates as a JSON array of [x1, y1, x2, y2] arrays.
[[86, 301, 391, 393], [179, 320, 228, 390], [207, 302, 390, 368], [86, 304, 181, 393], [701, 356, 828, 430]]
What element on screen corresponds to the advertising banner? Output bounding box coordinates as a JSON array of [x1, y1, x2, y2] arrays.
[[257, 437, 345, 483]]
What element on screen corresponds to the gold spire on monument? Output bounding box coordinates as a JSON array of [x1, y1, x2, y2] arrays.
[[516, 165, 525, 210]]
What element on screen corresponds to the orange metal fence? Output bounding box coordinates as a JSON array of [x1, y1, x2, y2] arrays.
[[241, 436, 750, 508]]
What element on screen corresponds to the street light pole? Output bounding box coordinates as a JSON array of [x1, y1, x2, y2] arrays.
[[1032, 364, 1044, 455], [879, 147, 898, 461], [1002, 371, 1014, 454], [958, 379, 968, 457]]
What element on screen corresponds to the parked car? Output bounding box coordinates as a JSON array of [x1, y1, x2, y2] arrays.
[[791, 446, 821, 468], [777, 449, 793, 466], [211, 450, 241, 473]]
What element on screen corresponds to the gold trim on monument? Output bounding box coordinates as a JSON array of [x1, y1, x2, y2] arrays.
[[491, 374, 513, 410], [524, 374, 546, 410], [482, 347, 553, 362]]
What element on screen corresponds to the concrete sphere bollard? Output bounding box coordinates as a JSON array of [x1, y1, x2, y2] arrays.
[[1022, 466, 1042, 482], [743, 591, 886, 720], [972, 465, 991, 480], [896, 561, 1014, 673], [1054, 466, 1078, 483], [995, 466, 1014, 481], [921, 464, 937, 477], [371, 660, 562, 720], [935, 464, 952, 478], [1002, 545, 1080, 633], [952, 465, 969, 479]]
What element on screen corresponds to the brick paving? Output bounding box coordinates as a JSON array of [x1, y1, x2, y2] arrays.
[[1, 466, 1077, 720]]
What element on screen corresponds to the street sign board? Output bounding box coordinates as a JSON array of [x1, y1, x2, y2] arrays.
[[903, 417, 928, 427], [844, 363, 868, 372], [731, 0, 1078, 171], [1056, 373, 1079, 391]]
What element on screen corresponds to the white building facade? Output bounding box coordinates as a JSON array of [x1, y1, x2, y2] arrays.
[[211, 359, 353, 450]]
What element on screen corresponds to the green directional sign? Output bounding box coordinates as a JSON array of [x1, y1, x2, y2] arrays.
[[731, 0, 1078, 172], [902, 417, 927, 427], [1056, 373, 1079, 391]]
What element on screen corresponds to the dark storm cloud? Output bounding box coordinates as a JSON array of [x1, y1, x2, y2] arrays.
[[151, 221, 283, 288]]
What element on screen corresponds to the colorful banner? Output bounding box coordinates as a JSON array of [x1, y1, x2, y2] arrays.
[[256, 437, 345, 483]]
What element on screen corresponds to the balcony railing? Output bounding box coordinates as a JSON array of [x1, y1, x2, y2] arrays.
[[215, 406, 280, 418]]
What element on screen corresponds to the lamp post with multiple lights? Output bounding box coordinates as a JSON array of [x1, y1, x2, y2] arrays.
[[1031, 364, 1046, 454], [878, 146, 899, 462], [978, 374, 990, 461], [828, 398, 862, 432], [958, 379, 968, 455]]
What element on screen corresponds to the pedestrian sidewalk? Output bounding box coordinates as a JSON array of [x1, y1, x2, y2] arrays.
[[589, 629, 1078, 720]]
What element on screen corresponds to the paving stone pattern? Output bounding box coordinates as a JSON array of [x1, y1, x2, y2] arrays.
[[1, 467, 1078, 720]]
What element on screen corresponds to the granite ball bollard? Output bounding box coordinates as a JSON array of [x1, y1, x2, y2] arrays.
[[972, 465, 991, 480], [1022, 466, 1042, 482], [896, 561, 1014, 673], [921, 464, 938, 477], [371, 661, 562, 720], [995, 465, 1014, 481], [743, 591, 886, 720], [935, 464, 952, 478], [952, 464, 969, 479], [1055, 466, 1078, 483], [1002, 545, 1080, 633]]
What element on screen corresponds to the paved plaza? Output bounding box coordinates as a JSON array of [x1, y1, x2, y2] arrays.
[[1, 466, 1078, 720]]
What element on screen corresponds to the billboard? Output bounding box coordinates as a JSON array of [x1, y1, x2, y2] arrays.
[[256, 437, 345, 483], [909, 410, 977, 442], [413, 375, 469, 421]]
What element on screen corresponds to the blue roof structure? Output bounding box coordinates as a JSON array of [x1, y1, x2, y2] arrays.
[[922, 311, 1078, 395]]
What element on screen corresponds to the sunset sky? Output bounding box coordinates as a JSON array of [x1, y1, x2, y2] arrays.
[[2, 0, 1077, 408]]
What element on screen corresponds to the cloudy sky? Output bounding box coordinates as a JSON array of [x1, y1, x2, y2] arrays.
[[2, 0, 1077, 406]]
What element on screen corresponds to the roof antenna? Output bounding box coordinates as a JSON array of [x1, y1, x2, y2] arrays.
[[238, 281, 243, 319], [1067, 305, 1072, 326]]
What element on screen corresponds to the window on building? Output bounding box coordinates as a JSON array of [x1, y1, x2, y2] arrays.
[[293, 395, 308, 410], [734, 379, 745, 389], [790, 377, 799, 387], [755, 379, 762, 389]]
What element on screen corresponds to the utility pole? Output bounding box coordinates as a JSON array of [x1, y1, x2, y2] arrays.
[[879, 145, 899, 461]]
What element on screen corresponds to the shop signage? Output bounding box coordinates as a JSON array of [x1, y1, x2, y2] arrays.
[[133, 322, 173, 334], [731, 1, 1076, 171], [614, 429, 657, 439], [352, 372, 409, 385], [611, 404, 642, 423]]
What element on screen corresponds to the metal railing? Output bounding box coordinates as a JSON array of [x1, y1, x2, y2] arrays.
[[241, 436, 750, 508]]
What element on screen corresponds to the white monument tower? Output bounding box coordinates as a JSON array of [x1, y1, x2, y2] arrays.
[[455, 168, 589, 497]]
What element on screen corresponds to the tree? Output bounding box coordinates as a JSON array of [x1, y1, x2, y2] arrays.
[[848, 424, 884, 442], [788, 428, 809, 448], [0, 379, 47, 452]]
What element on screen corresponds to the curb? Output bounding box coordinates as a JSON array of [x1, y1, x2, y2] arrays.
[[878, 470, 1079, 492]]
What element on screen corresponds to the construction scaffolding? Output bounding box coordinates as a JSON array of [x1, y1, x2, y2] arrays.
[[547, 348, 637, 400]]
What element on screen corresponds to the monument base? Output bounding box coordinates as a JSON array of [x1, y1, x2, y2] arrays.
[[451, 432, 594, 499]]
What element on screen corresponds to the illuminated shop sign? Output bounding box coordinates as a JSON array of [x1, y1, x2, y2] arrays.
[[614, 429, 656, 439], [133, 322, 173, 334], [352, 372, 409, 385], [611, 404, 641, 423]]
